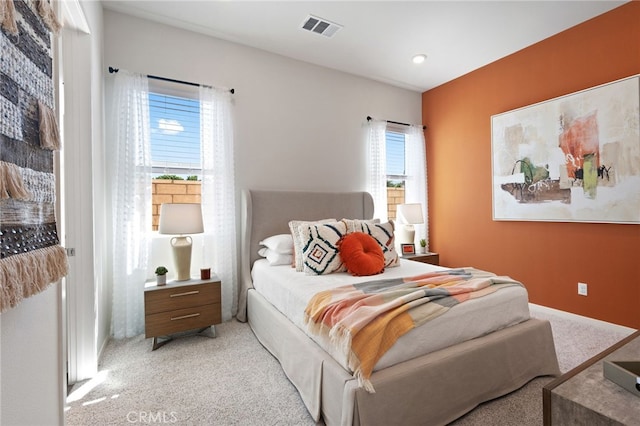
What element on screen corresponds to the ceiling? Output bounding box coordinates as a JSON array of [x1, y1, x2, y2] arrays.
[[102, 1, 627, 93]]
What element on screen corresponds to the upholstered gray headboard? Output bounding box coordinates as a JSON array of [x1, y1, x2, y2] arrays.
[[236, 189, 374, 321]]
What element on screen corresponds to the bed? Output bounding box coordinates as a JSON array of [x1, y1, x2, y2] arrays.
[[238, 189, 560, 426]]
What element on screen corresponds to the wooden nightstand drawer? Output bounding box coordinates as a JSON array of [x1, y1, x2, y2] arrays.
[[144, 277, 222, 349], [145, 282, 220, 315], [145, 303, 221, 337]]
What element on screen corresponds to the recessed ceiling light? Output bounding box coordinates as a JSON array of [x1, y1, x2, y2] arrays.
[[412, 54, 427, 64]]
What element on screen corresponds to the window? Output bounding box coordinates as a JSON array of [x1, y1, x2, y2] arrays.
[[386, 130, 407, 220], [149, 91, 201, 178], [366, 119, 426, 233], [148, 85, 202, 230], [386, 130, 406, 186]]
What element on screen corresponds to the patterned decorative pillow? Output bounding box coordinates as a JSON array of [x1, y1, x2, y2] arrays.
[[341, 218, 380, 232], [289, 218, 336, 271], [342, 219, 399, 268], [299, 221, 348, 275]]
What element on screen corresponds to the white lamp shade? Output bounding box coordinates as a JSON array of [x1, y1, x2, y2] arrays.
[[397, 203, 424, 225], [158, 203, 204, 235]]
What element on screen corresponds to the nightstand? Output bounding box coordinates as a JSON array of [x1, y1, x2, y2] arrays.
[[402, 252, 440, 266], [144, 276, 222, 350]]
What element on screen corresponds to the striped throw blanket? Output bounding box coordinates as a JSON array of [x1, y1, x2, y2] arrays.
[[304, 268, 522, 392]]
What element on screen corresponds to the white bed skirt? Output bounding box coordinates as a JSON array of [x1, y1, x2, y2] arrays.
[[248, 288, 561, 425]]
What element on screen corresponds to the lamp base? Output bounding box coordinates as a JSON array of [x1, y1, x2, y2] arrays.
[[397, 225, 415, 256], [170, 236, 193, 281]]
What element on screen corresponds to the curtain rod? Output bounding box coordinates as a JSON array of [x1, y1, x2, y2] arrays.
[[108, 67, 235, 94], [366, 115, 426, 130]]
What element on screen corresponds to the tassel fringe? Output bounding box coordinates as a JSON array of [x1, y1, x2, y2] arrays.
[[0, 245, 68, 313], [38, 100, 61, 150], [0, 0, 18, 35], [36, 0, 61, 34], [329, 324, 353, 358], [0, 161, 31, 199], [354, 368, 376, 393]]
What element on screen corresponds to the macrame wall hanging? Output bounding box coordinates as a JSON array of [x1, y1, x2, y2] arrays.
[[0, 0, 67, 312]]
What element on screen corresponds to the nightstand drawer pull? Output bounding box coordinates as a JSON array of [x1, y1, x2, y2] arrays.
[[170, 290, 199, 298], [171, 313, 201, 321]]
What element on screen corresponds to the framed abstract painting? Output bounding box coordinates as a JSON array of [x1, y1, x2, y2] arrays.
[[491, 75, 640, 224]]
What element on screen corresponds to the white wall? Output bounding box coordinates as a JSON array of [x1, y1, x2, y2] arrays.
[[103, 10, 422, 194], [1, 287, 62, 425]]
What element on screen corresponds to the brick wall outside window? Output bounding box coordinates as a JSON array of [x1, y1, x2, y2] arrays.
[[152, 179, 201, 230], [387, 187, 404, 221]]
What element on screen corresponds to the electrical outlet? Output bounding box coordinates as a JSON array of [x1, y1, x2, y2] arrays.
[[578, 282, 588, 296]]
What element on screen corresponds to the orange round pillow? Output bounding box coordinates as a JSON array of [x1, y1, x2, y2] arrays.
[[339, 232, 385, 276]]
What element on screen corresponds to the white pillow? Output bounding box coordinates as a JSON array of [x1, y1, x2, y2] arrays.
[[289, 218, 336, 271], [258, 247, 293, 266], [259, 234, 293, 254]]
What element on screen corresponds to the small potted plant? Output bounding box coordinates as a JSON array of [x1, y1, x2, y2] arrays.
[[155, 266, 168, 286], [419, 239, 427, 254]]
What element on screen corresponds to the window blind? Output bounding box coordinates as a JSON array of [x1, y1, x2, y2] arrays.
[[386, 130, 406, 180], [149, 92, 201, 176]]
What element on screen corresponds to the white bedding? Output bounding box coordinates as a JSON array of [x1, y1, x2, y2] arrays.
[[251, 258, 531, 372]]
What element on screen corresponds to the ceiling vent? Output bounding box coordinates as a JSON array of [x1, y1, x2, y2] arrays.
[[301, 15, 342, 38]]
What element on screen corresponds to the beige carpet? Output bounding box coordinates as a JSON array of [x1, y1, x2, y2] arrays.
[[65, 306, 633, 425]]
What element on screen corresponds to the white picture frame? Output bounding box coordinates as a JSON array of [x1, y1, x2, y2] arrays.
[[491, 75, 640, 224]]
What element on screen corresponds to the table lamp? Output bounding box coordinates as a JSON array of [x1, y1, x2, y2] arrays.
[[158, 203, 204, 281], [396, 203, 424, 249]]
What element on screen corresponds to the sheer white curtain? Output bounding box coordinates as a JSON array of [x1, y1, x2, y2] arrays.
[[200, 86, 237, 321], [366, 120, 429, 248], [107, 71, 152, 338], [404, 125, 429, 250], [366, 119, 388, 221]]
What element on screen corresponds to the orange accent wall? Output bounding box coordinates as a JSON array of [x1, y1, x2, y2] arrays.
[[422, 2, 640, 328]]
